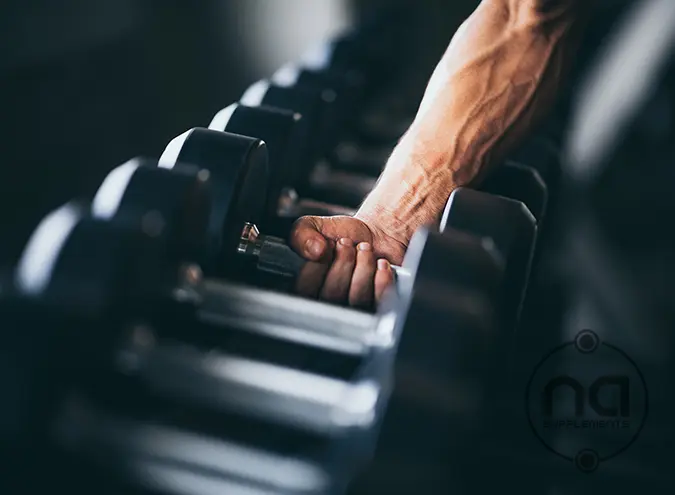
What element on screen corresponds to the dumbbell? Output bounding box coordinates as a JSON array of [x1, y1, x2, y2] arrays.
[[12, 204, 378, 493], [238, 78, 392, 208], [208, 104, 356, 232], [441, 187, 537, 341], [269, 63, 409, 167], [156, 126, 536, 333], [240, 79, 342, 167], [271, 63, 365, 131], [480, 160, 548, 227]]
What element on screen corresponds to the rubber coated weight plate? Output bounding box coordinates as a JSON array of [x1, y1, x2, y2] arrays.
[[480, 161, 548, 224], [441, 188, 537, 334], [392, 226, 505, 399], [510, 135, 561, 192], [16, 202, 166, 321], [159, 128, 268, 278], [241, 80, 334, 166], [209, 104, 304, 221], [92, 158, 212, 267], [272, 64, 365, 124], [366, 227, 505, 481]]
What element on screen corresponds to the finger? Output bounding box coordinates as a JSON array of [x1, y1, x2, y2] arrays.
[[348, 242, 377, 309], [320, 238, 356, 304], [374, 259, 395, 304], [289, 216, 328, 261], [295, 240, 334, 299]]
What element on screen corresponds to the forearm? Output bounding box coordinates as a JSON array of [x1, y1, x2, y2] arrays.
[[357, 0, 588, 246]]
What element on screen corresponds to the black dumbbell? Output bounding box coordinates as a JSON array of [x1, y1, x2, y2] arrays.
[[96, 149, 389, 290], [441, 188, 537, 337], [271, 62, 366, 130], [480, 161, 548, 226], [240, 79, 341, 166], [238, 80, 389, 211], [208, 104, 356, 232]]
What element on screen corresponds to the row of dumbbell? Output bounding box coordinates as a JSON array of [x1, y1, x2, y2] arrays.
[[1, 18, 561, 495], [3, 174, 548, 495], [2, 128, 558, 495]]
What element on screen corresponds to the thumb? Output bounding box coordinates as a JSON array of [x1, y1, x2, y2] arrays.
[[289, 216, 328, 261]]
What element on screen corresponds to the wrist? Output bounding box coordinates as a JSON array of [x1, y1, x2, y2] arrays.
[[356, 137, 459, 248]]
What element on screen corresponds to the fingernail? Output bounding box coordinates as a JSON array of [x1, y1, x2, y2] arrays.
[[339, 237, 352, 246], [305, 238, 324, 258], [358, 242, 372, 252], [378, 259, 390, 271]]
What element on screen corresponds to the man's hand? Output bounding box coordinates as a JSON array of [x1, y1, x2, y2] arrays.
[[288, 0, 586, 308], [288, 215, 405, 308]]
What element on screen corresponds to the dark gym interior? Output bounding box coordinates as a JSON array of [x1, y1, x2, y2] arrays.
[[1, 1, 672, 494]]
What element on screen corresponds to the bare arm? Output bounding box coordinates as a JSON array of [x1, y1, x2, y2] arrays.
[[290, 0, 590, 307], [357, 0, 589, 257]]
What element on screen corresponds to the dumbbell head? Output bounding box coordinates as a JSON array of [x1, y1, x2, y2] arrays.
[[510, 135, 562, 193], [441, 188, 537, 333], [241, 79, 335, 161], [389, 226, 505, 396], [16, 202, 167, 318], [156, 128, 268, 275], [480, 161, 548, 225], [209, 103, 304, 218], [367, 226, 509, 482], [272, 63, 366, 123], [92, 157, 213, 269]]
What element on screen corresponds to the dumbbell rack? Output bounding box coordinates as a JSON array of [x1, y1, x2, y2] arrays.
[[0, 7, 576, 495]]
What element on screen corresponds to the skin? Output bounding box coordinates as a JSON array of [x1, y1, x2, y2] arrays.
[[290, 0, 589, 308]]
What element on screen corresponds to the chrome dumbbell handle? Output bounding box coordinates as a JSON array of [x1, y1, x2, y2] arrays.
[[238, 223, 407, 280]]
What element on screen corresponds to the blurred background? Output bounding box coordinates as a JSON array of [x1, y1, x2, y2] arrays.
[[2, 0, 674, 493], [0, 0, 634, 265]]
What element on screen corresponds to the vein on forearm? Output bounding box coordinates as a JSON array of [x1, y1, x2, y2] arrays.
[[359, 7, 578, 245]]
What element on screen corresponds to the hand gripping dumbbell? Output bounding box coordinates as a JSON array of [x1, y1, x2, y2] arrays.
[[90, 155, 513, 488], [11, 203, 385, 494], [156, 125, 535, 340], [208, 104, 356, 232]]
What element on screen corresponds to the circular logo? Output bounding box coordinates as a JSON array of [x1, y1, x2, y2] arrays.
[[525, 330, 648, 473]]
